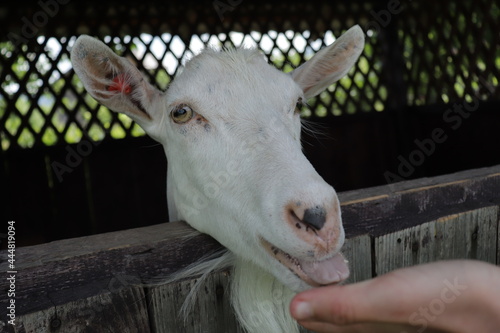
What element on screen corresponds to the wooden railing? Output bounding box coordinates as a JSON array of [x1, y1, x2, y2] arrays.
[[1, 165, 499, 332]]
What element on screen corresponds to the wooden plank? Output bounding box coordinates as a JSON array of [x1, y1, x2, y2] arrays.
[[10, 286, 149, 333], [5, 307, 56, 333], [6, 221, 215, 270], [340, 164, 500, 238], [148, 269, 243, 333], [0, 165, 498, 332], [375, 206, 499, 276], [433, 208, 497, 263], [497, 207, 500, 266], [342, 234, 372, 284], [339, 164, 500, 204], [144, 237, 372, 333], [0, 221, 223, 317]]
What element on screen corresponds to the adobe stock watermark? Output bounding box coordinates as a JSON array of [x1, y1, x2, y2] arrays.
[[383, 97, 479, 185], [213, 0, 243, 22], [176, 113, 290, 219], [48, 272, 141, 328], [7, 0, 72, 47], [213, 0, 411, 32], [51, 137, 101, 183], [404, 277, 468, 333], [384, 77, 495, 186], [364, 0, 411, 35]]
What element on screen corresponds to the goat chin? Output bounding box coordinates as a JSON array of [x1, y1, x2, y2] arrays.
[[232, 256, 302, 333], [163, 248, 303, 333]]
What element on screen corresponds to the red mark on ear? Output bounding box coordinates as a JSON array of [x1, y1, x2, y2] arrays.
[[107, 73, 132, 95]]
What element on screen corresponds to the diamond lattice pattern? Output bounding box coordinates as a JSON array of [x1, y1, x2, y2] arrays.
[[0, 0, 498, 150]]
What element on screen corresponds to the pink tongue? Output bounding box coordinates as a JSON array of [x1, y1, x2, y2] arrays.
[[300, 253, 350, 285]]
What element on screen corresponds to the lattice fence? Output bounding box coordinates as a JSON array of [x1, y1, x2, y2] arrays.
[[0, 0, 498, 150]]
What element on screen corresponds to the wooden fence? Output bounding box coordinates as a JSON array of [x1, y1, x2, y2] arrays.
[[2, 0, 500, 247], [1, 165, 499, 333]]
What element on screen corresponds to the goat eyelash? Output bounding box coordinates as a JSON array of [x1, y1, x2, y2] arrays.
[[295, 97, 310, 115]]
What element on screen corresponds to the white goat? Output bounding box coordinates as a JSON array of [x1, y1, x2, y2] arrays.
[[71, 25, 364, 333]]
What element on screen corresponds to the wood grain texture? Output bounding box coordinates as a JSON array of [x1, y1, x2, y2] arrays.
[[5, 286, 149, 333], [340, 164, 500, 238], [0, 221, 223, 317], [147, 269, 243, 333], [0, 165, 499, 332], [375, 206, 499, 276], [497, 207, 500, 266], [342, 234, 372, 283]]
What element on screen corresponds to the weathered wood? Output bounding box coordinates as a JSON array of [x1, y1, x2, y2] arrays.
[[0, 165, 499, 332], [0, 222, 223, 318], [6, 307, 56, 333], [342, 234, 373, 284], [10, 286, 149, 333], [498, 207, 500, 266], [148, 269, 243, 333], [375, 206, 499, 276], [340, 164, 500, 238]]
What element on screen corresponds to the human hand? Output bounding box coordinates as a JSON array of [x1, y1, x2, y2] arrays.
[[290, 260, 500, 333]]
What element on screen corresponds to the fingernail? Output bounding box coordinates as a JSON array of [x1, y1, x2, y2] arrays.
[[294, 301, 313, 320]]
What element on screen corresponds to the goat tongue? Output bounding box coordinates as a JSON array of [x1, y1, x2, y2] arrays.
[[300, 253, 349, 285]]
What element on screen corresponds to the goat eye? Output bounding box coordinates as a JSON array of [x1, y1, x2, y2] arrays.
[[295, 98, 303, 113], [171, 105, 194, 123]]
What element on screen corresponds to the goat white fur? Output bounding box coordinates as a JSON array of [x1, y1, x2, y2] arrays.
[[71, 25, 364, 333]]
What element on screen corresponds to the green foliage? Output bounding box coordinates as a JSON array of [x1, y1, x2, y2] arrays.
[[1, 14, 499, 150]]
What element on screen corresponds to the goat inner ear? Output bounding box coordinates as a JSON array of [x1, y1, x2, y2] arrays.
[[71, 35, 162, 126], [107, 73, 132, 95]]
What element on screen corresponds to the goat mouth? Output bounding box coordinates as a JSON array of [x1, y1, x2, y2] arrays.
[[260, 238, 349, 287]]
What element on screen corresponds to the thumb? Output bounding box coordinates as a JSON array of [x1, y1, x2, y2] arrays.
[[290, 280, 380, 325], [290, 270, 424, 326]]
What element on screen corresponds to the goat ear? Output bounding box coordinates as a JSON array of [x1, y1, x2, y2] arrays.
[[71, 35, 162, 127], [291, 25, 365, 99]]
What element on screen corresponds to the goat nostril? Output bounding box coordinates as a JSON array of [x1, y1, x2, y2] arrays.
[[302, 206, 327, 230]]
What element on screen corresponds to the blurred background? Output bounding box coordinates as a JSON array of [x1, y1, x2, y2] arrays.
[[1, 0, 499, 247]]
